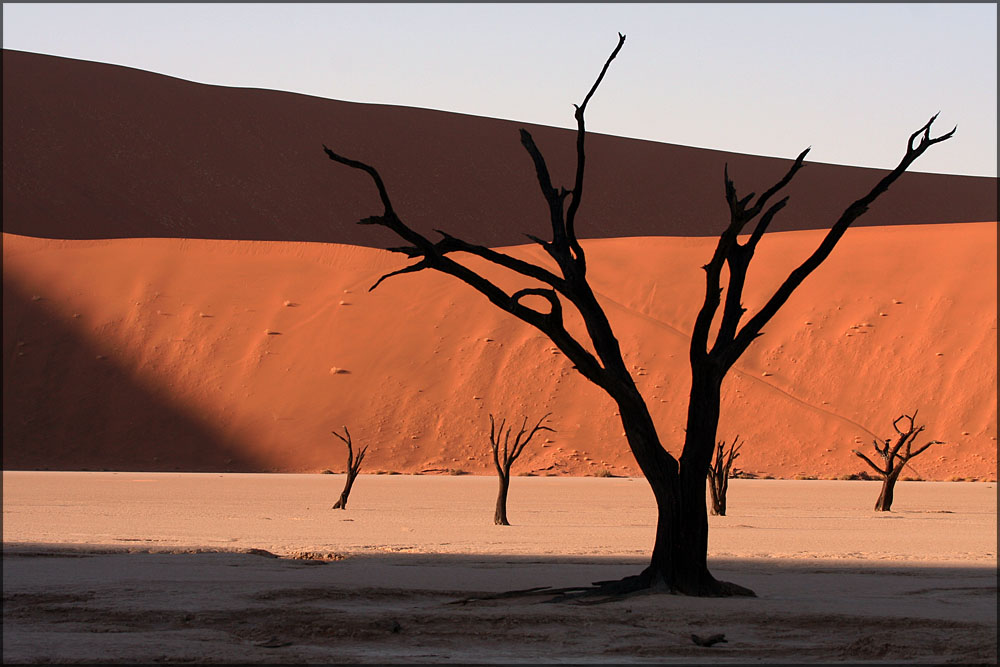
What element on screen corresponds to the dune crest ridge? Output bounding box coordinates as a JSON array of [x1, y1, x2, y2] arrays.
[[3, 48, 996, 247]]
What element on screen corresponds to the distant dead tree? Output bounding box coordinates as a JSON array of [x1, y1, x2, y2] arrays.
[[853, 412, 943, 511], [323, 33, 953, 596], [707, 436, 742, 516], [490, 412, 553, 526], [331, 426, 367, 510]]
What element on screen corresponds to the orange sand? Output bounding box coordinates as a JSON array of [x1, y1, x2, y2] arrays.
[[3, 49, 996, 480], [4, 223, 996, 480]]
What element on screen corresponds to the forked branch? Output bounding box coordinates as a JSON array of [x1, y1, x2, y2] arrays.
[[691, 116, 955, 370], [490, 412, 554, 474], [727, 117, 955, 361], [566, 32, 627, 260], [323, 35, 632, 392]]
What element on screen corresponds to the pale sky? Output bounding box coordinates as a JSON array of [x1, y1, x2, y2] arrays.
[[3, 3, 997, 177]]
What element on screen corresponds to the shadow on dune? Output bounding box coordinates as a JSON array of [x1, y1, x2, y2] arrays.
[[3, 50, 997, 248], [2, 273, 267, 472]]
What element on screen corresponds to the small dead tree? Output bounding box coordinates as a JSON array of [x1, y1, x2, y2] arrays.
[[331, 426, 367, 510], [490, 412, 553, 526], [853, 412, 943, 511], [323, 33, 953, 596], [707, 435, 742, 516]]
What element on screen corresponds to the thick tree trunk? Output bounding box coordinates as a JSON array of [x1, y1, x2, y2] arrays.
[[708, 479, 722, 516], [709, 476, 728, 516], [332, 473, 356, 510], [875, 469, 902, 511], [495, 471, 511, 526], [613, 376, 754, 597], [707, 446, 732, 517]]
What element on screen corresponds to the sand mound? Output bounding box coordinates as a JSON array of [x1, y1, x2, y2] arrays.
[[3, 49, 996, 247], [3, 51, 996, 480], [3, 223, 995, 479]]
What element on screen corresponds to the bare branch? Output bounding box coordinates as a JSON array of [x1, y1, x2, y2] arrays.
[[489, 413, 505, 474], [327, 134, 617, 389], [512, 287, 563, 321], [853, 449, 888, 476], [323, 146, 396, 218], [577, 33, 626, 118], [747, 147, 810, 222], [510, 412, 555, 463], [509, 416, 530, 465], [502, 422, 511, 465], [719, 146, 807, 244], [566, 33, 627, 258], [369, 259, 434, 291], [874, 438, 890, 457], [386, 229, 567, 294], [385, 244, 422, 256], [332, 425, 351, 446], [320, 37, 651, 398], [431, 230, 567, 292], [322, 147, 436, 255], [909, 440, 944, 459], [713, 248, 752, 349], [745, 197, 790, 252], [887, 432, 911, 462], [692, 149, 809, 363], [725, 436, 743, 469], [893, 413, 916, 436], [724, 117, 954, 366], [519, 129, 568, 249], [908, 113, 957, 153]]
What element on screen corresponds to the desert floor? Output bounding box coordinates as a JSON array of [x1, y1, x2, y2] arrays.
[[3, 472, 997, 663]]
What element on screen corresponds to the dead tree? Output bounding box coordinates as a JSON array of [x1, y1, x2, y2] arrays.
[[853, 412, 943, 511], [322, 33, 954, 596], [707, 436, 742, 516], [490, 412, 553, 525], [331, 426, 367, 510]]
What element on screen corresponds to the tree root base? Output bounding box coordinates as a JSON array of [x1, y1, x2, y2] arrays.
[[451, 570, 755, 605]]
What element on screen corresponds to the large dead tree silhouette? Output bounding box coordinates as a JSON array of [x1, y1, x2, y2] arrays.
[[490, 412, 553, 526], [322, 34, 954, 596], [853, 412, 943, 511], [331, 426, 367, 510]]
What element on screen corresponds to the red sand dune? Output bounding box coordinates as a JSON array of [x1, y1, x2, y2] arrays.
[[2, 50, 996, 480], [4, 223, 996, 480], [3, 49, 996, 247]]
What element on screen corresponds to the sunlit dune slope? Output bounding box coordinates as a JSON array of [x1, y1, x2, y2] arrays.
[[3, 223, 995, 480], [3, 49, 996, 247]]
